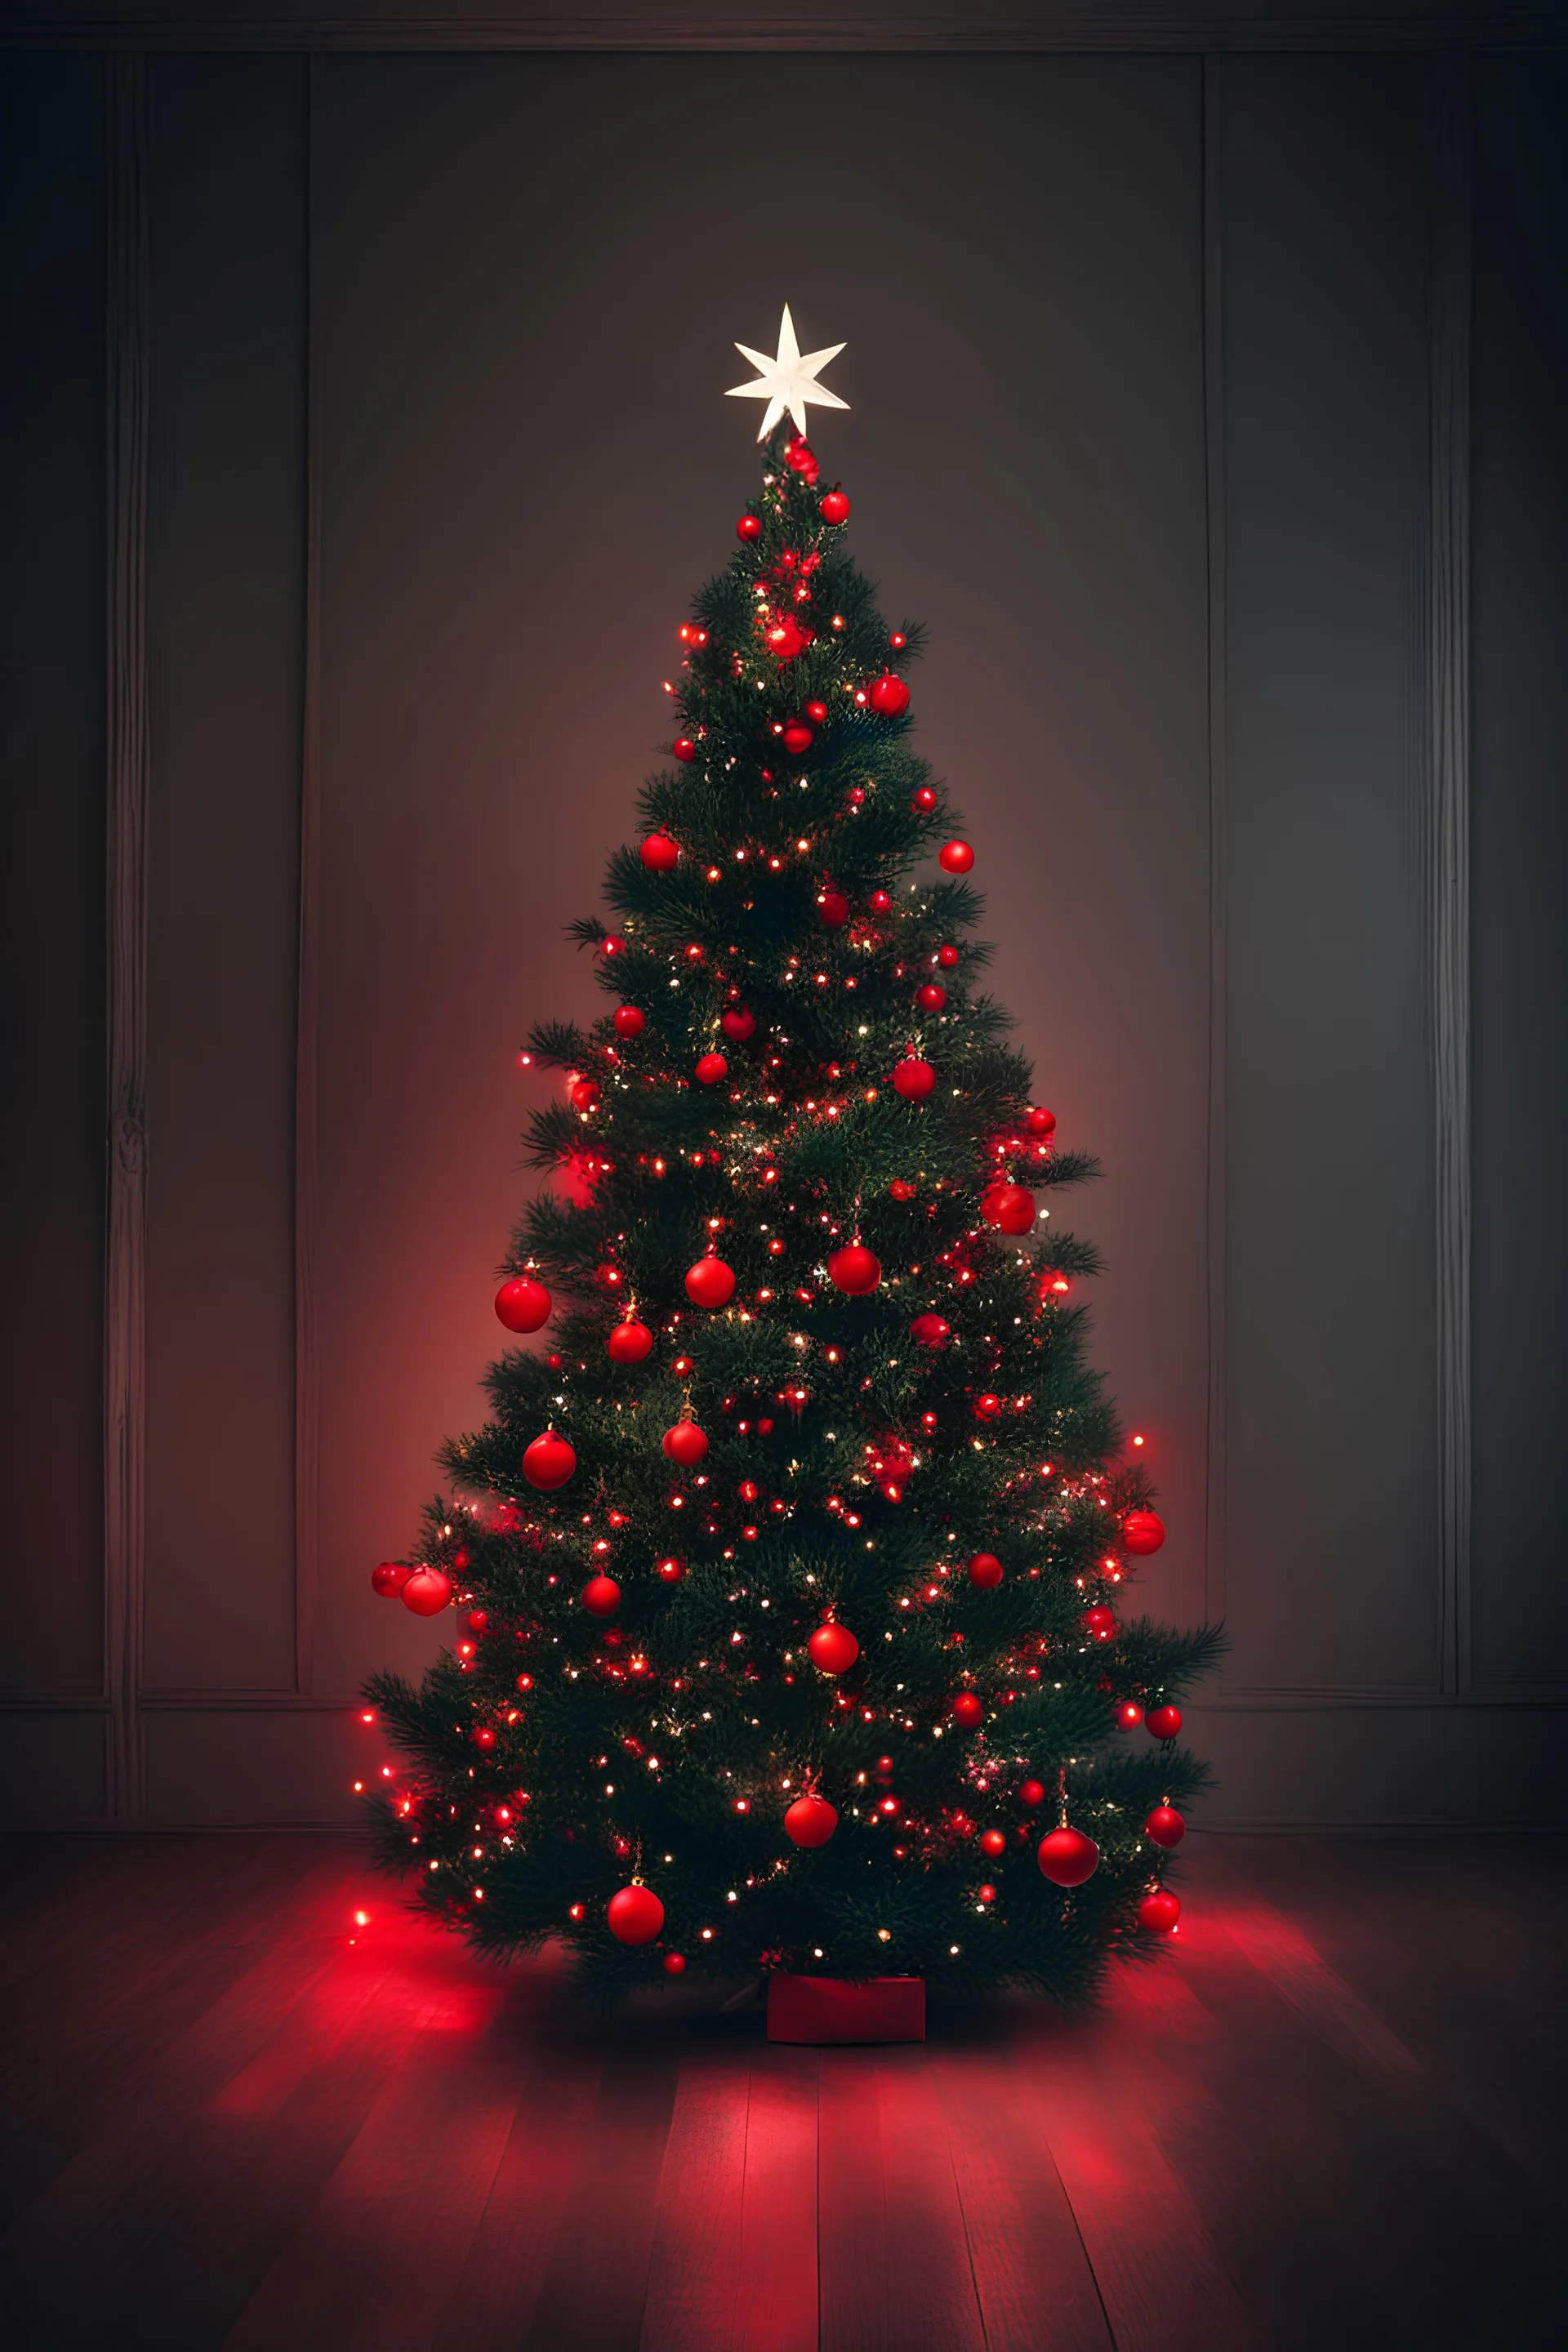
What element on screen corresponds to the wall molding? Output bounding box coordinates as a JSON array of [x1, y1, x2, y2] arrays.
[[1428, 51, 1473, 1699], [5, 7, 1566, 53], [105, 53, 151, 1829]]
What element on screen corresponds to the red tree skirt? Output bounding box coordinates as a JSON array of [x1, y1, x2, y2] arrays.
[[767, 1974, 926, 2044]]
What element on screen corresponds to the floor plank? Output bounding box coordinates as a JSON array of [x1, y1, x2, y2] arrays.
[[731, 2046, 819, 2352]]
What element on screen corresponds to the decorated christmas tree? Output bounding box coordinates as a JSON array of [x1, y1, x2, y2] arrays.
[[364, 310, 1219, 2010]]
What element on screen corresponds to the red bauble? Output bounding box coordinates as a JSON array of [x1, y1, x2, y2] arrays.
[[819, 891, 849, 928], [582, 1575, 621, 1617], [786, 439, 819, 480], [613, 1005, 646, 1039], [1038, 1825, 1100, 1888], [868, 889, 893, 915], [804, 700, 829, 724], [522, 1431, 577, 1490], [968, 1552, 1004, 1590], [685, 1255, 737, 1310], [371, 1560, 412, 1599], [496, 1276, 551, 1333], [979, 1828, 1007, 1857], [893, 1057, 937, 1102], [911, 1312, 951, 1348], [671, 740, 697, 764], [472, 1725, 497, 1753], [785, 1793, 839, 1847], [869, 672, 911, 718], [889, 1178, 915, 1200], [974, 1393, 1004, 1421], [827, 1243, 880, 1295], [696, 1052, 728, 1086], [608, 1883, 666, 1945], [1123, 1509, 1166, 1556], [737, 514, 762, 541], [1083, 1604, 1116, 1641], [937, 944, 959, 969], [939, 840, 975, 874], [913, 786, 938, 813], [820, 490, 850, 525], [1025, 1106, 1057, 1138], [662, 1419, 708, 1467], [641, 831, 680, 870], [607, 1318, 654, 1365], [1146, 1805, 1186, 1849], [807, 1622, 859, 1676], [951, 1691, 984, 1727], [1116, 1699, 1146, 1731], [662, 1951, 686, 1975], [766, 614, 809, 661], [782, 720, 813, 755], [982, 1183, 1036, 1236], [566, 1074, 599, 1111], [657, 1556, 686, 1583], [1018, 1778, 1046, 1808], [1138, 1887, 1182, 1933], [916, 982, 947, 1012], [721, 1007, 756, 1042], [1147, 1704, 1183, 1741], [466, 1609, 488, 1634], [400, 1565, 452, 1617]]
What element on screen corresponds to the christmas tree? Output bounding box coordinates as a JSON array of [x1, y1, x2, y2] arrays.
[[364, 311, 1219, 2007]]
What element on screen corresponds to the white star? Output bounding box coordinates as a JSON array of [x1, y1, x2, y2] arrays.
[[725, 304, 849, 442]]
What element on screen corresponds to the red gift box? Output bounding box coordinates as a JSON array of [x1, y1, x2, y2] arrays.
[[766, 1974, 926, 2044]]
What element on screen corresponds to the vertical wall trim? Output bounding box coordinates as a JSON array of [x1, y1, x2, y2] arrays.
[[1429, 54, 1473, 1698], [105, 53, 151, 1823], [1201, 51, 1229, 1636], [294, 51, 324, 1695]]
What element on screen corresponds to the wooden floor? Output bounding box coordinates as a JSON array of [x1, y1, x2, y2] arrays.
[[2, 1834, 1566, 2350]]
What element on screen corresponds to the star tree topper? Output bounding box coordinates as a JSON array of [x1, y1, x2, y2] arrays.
[[725, 304, 849, 441]]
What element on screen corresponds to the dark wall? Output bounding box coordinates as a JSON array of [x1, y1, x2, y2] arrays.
[[2, 43, 1564, 1826]]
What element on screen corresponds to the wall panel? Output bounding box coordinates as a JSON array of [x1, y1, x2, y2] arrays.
[[0, 55, 107, 1709], [143, 55, 307, 1694]]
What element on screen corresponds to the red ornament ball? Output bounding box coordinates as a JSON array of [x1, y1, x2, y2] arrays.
[[1018, 1778, 1046, 1808], [916, 982, 947, 1012], [472, 1725, 497, 1753], [820, 490, 850, 525], [968, 1551, 1004, 1590], [582, 1575, 621, 1617], [496, 1276, 551, 1333], [913, 786, 938, 813], [613, 1005, 645, 1040], [893, 1056, 937, 1102], [937, 944, 959, 969], [982, 1183, 1036, 1236], [663, 1419, 708, 1467], [523, 1431, 577, 1491], [766, 614, 809, 661], [607, 1318, 654, 1365], [1123, 1509, 1166, 1556], [721, 1006, 756, 1043], [869, 889, 893, 915], [608, 1883, 666, 1945], [805, 700, 829, 725], [657, 1556, 686, 1583], [782, 720, 813, 755], [1026, 1106, 1057, 1138], [939, 840, 975, 874], [1116, 1700, 1146, 1731], [662, 1951, 686, 1976], [819, 891, 849, 928], [371, 1560, 412, 1599], [951, 1691, 984, 1728], [685, 1254, 737, 1311], [400, 1565, 452, 1617], [785, 1793, 839, 1847], [1146, 1805, 1186, 1849], [641, 831, 680, 869], [979, 1828, 1007, 1858], [827, 1243, 880, 1296], [1138, 1887, 1181, 1933], [695, 1052, 728, 1086], [1083, 1603, 1117, 1641], [565, 1074, 599, 1111], [737, 514, 762, 541], [1038, 1825, 1100, 1888], [911, 1312, 951, 1348], [808, 1622, 860, 1676], [869, 671, 911, 718], [1147, 1704, 1183, 1741], [671, 740, 697, 764], [786, 438, 819, 481], [974, 1393, 1004, 1422], [466, 1609, 488, 1634]]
